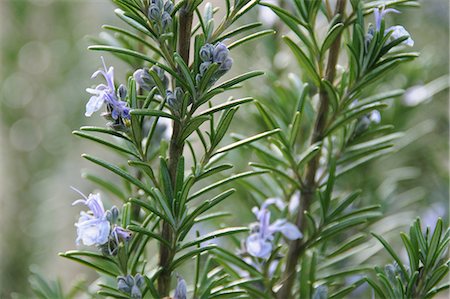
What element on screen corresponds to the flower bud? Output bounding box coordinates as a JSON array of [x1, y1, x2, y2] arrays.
[[174, 275, 187, 299], [199, 62, 210, 76], [200, 44, 214, 62], [106, 206, 120, 223], [218, 57, 233, 72], [117, 276, 131, 293], [162, 12, 172, 31], [117, 84, 127, 100], [213, 42, 229, 64], [117, 274, 145, 299], [164, 0, 174, 14], [131, 285, 142, 299], [148, 4, 161, 21]]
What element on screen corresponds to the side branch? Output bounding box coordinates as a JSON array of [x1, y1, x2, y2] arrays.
[[277, 0, 347, 298]]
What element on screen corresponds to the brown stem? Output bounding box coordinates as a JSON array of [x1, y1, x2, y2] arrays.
[[157, 5, 193, 297], [276, 1, 347, 298]]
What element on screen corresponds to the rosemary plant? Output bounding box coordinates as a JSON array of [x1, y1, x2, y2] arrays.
[[24, 0, 448, 298]]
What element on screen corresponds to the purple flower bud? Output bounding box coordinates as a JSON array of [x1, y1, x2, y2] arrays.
[[113, 226, 133, 242], [131, 285, 142, 299], [213, 42, 229, 64], [154, 0, 163, 10], [162, 12, 172, 31], [117, 84, 127, 100], [106, 206, 120, 223], [166, 88, 183, 112], [117, 276, 131, 293], [199, 61, 211, 76], [218, 57, 233, 72], [174, 275, 187, 299], [200, 44, 214, 62], [148, 4, 161, 21], [134, 274, 145, 287], [164, 0, 174, 14], [117, 274, 145, 299]]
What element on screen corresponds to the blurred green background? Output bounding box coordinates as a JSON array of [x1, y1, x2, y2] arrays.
[[0, 0, 448, 297]]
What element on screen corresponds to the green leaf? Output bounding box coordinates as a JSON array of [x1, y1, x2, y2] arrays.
[[228, 29, 275, 50], [297, 142, 322, 170], [128, 160, 157, 185], [170, 245, 217, 270], [180, 116, 209, 141], [197, 98, 253, 116], [196, 164, 233, 181], [73, 131, 140, 159], [325, 102, 388, 136], [250, 162, 301, 188], [327, 190, 361, 220], [82, 172, 127, 201], [127, 225, 171, 247], [372, 233, 410, 280], [213, 247, 263, 278], [213, 129, 281, 155], [189, 171, 266, 201], [59, 251, 119, 277], [131, 109, 178, 120], [214, 22, 262, 42], [129, 197, 167, 222], [102, 24, 163, 57], [321, 23, 344, 54], [180, 189, 236, 236], [82, 154, 150, 193], [211, 109, 238, 149], [283, 36, 321, 86], [179, 227, 248, 250], [400, 232, 419, 272], [80, 126, 132, 142], [321, 79, 339, 111], [426, 218, 443, 268], [174, 53, 196, 96], [194, 211, 232, 223]]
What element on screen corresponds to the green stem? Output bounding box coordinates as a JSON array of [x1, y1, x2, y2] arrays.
[[276, 1, 347, 298], [157, 4, 194, 297]]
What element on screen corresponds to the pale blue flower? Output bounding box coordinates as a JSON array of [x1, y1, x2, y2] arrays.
[[72, 188, 110, 246], [85, 57, 130, 120], [372, 6, 413, 47], [373, 6, 399, 30], [246, 198, 302, 258], [387, 25, 414, 47]]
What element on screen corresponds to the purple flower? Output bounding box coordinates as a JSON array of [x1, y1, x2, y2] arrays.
[[111, 225, 133, 243], [372, 6, 413, 47], [246, 198, 302, 258], [373, 6, 400, 30], [85, 57, 130, 120], [72, 188, 110, 246]]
